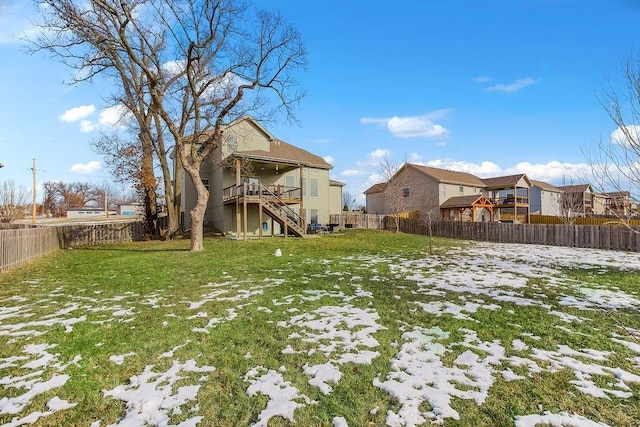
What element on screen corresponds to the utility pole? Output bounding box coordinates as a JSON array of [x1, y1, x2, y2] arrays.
[[31, 158, 37, 224]]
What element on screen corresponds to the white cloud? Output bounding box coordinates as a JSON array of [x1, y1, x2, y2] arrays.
[[472, 76, 492, 83], [361, 111, 451, 139], [368, 148, 391, 162], [340, 169, 366, 177], [485, 77, 539, 93], [80, 120, 97, 133], [425, 159, 502, 177], [610, 125, 640, 146], [510, 161, 591, 184], [99, 105, 130, 128], [59, 105, 96, 122], [71, 161, 102, 175], [324, 155, 335, 164], [162, 59, 186, 77]]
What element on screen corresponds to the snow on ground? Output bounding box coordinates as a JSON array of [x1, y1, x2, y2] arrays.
[[103, 359, 214, 427], [244, 366, 316, 427], [1, 241, 640, 425]]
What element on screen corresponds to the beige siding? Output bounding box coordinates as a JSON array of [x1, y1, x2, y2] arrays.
[[329, 184, 343, 215], [366, 192, 386, 214]]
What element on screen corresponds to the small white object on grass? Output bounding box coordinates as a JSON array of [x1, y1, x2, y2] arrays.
[[274, 248, 282, 257]]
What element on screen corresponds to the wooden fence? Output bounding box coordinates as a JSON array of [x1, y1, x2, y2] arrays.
[[0, 227, 60, 273], [396, 218, 640, 252], [329, 214, 386, 230], [57, 222, 147, 248], [0, 221, 148, 273]]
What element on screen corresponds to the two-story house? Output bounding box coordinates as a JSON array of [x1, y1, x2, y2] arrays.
[[530, 180, 562, 216], [365, 163, 492, 222], [183, 116, 342, 239]]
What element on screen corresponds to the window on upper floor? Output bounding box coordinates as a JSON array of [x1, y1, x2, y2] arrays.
[[310, 178, 318, 197], [402, 187, 410, 197]]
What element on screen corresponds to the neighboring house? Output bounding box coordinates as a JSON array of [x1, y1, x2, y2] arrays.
[[557, 184, 594, 218], [592, 192, 609, 216], [366, 163, 489, 221], [363, 182, 386, 215], [529, 179, 562, 216], [365, 163, 543, 223], [117, 203, 143, 216], [329, 180, 346, 216], [66, 207, 116, 218], [481, 174, 532, 223], [606, 191, 632, 217], [183, 116, 338, 239]]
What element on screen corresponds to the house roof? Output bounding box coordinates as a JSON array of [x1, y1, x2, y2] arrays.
[[406, 164, 486, 187], [236, 138, 333, 170], [557, 184, 591, 193], [330, 179, 346, 187], [530, 179, 562, 193], [364, 182, 386, 194], [440, 194, 492, 208], [607, 191, 630, 198], [482, 173, 531, 189]]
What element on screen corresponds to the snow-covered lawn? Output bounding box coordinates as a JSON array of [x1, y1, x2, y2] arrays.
[[1, 237, 640, 426]]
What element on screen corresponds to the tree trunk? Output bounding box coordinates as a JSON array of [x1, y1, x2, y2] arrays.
[[140, 132, 157, 239], [185, 163, 207, 252]]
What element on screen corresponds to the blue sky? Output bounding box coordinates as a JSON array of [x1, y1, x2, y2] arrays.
[[1, 1, 639, 205]]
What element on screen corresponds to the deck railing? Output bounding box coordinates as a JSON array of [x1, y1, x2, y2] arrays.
[[223, 183, 301, 201]]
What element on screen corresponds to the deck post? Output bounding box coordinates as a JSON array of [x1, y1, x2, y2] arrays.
[[243, 193, 248, 241], [259, 200, 263, 240]]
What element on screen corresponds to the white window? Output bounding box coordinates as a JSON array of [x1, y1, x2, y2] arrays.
[[310, 178, 318, 197], [285, 175, 295, 188]]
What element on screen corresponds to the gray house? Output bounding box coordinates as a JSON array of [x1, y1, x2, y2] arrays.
[[530, 180, 562, 215]]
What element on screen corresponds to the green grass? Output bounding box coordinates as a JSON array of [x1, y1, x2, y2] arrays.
[[1, 230, 639, 426]]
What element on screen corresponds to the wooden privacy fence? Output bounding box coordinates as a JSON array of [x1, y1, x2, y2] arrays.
[[329, 214, 386, 230], [0, 227, 60, 273], [58, 222, 146, 248], [396, 218, 640, 252], [0, 221, 148, 273]]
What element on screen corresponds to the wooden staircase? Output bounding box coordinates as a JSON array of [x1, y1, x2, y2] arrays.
[[260, 186, 306, 237]]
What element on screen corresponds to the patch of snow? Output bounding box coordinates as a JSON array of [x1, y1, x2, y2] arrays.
[[514, 411, 611, 427], [244, 366, 315, 427], [108, 352, 136, 365], [103, 359, 213, 426]]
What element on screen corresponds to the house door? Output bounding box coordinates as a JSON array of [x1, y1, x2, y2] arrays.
[[247, 177, 259, 195]]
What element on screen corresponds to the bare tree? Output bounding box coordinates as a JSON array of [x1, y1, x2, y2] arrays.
[[342, 190, 355, 212], [32, 0, 306, 251], [376, 154, 409, 232], [41, 181, 93, 216], [590, 52, 640, 228], [90, 181, 124, 212], [418, 192, 441, 255], [0, 181, 31, 223]]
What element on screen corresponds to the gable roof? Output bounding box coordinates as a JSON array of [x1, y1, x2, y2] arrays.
[[406, 164, 486, 187], [482, 173, 532, 189], [557, 184, 591, 193], [204, 116, 332, 170], [440, 194, 493, 209], [364, 182, 386, 194], [530, 179, 562, 193]]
